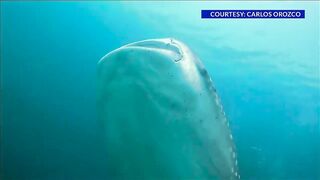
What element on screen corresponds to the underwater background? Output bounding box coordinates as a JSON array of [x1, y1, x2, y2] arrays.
[[1, 1, 319, 180]]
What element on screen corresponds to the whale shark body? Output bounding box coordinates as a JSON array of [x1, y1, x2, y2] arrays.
[[97, 38, 239, 179]]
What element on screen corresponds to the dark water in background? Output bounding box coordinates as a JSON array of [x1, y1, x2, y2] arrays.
[[1, 2, 319, 179]]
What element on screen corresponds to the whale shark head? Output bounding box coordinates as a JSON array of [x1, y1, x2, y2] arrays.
[[97, 38, 239, 179]]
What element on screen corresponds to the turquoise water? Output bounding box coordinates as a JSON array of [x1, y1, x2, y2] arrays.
[[1, 1, 319, 180]]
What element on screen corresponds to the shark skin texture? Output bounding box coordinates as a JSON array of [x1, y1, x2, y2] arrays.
[[97, 38, 239, 180]]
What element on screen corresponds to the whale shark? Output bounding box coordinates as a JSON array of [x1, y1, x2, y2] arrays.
[[97, 38, 239, 179]]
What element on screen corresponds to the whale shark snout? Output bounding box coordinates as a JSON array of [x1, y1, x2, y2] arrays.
[[97, 38, 239, 179]]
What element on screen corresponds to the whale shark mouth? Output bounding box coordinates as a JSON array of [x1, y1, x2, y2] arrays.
[[97, 38, 239, 179]]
